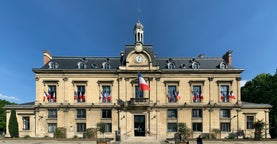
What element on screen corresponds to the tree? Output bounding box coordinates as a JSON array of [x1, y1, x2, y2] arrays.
[[8, 109, 19, 138], [242, 73, 277, 138], [253, 119, 265, 140], [0, 99, 14, 133], [177, 123, 192, 142], [97, 122, 106, 142]]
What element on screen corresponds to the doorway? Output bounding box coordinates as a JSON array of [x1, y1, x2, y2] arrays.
[[134, 115, 145, 136]]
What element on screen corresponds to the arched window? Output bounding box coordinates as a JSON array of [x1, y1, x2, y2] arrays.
[[167, 62, 176, 69], [48, 62, 59, 69], [220, 62, 228, 69], [180, 64, 186, 69], [102, 62, 111, 69], [77, 62, 86, 69], [192, 62, 200, 69]]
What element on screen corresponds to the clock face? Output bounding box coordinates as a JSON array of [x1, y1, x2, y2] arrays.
[[135, 55, 143, 63]]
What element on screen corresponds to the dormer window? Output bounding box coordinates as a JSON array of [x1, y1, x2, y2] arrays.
[[77, 62, 86, 69], [48, 62, 59, 69], [180, 64, 186, 69], [91, 64, 98, 69], [220, 62, 228, 69], [102, 62, 111, 69], [192, 62, 200, 69], [167, 62, 176, 69]]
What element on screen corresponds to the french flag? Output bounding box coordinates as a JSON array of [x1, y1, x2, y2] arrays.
[[43, 91, 48, 102], [138, 72, 150, 91], [99, 92, 103, 100]]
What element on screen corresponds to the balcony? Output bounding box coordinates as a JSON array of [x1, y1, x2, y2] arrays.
[[128, 98, 150, 108]]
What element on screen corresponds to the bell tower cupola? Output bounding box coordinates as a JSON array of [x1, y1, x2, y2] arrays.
[[134, 21, 144, 44]]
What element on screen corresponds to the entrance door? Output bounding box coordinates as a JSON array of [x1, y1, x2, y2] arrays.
[[134, 115, 145, 136]]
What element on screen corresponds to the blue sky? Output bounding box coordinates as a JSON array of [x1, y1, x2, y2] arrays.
[[0, 0, 277, 103]]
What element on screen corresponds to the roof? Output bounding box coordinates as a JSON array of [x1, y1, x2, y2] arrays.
[[241, 101, 272, 109], [34, 44, 243, 73], [3, 101, 35, 109]]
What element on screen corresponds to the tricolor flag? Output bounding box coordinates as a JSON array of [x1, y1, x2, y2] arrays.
[[74, 91, 78, 100], [43, 91, 48, 102], [200, 92, 204, 100], [107, 94, 112, 102], [79, 92, 83, 102], [138, 72, 150, 91], [103, 92, 107, 100], [53, 92, 56, 102], [47, 91, 51, 101], [229, 91, 235, 99], [99, 92, 103, 100], [174, 90, 181, 100], [220, 92, 224, 101], [83, 92, 86, 101]]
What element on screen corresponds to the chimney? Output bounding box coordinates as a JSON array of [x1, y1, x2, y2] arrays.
[[223, 50, 232, 65], [43, 50, 52, 65]]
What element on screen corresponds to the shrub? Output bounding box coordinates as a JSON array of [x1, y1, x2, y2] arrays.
[[23, 135, 30, 139], [227, 132, 236, 139], [85, 128, 97, 140], [54, 127, 66, 138]]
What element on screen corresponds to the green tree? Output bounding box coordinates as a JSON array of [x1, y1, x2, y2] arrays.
[[242, 73, 277, 138], [0, 100, 14, 134], [8, 109, 19, 138], [97, 122, 106, 141], [253, 119, 265, 140], [177, 123, 192, 142]]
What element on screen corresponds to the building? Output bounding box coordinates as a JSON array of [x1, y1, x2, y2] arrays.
[[5, 21, 271, 141]]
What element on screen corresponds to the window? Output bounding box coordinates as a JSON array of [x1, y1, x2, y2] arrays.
[[220, 109, 230, 118], [77, 62, 86, 69], [22, 116, 30, 130], [192, 123, 203, 132], [168, 85, 177, 103], [48, 109, 57, 118], [220, 62, 228, 69], [167, 62, 175, 69], [220, 85, 229, 102], [192, 109, 202, 118], [220, 122, 230, 132], [102, 109, 112, 119], [192, 62, 200, 69], [167, 109, 177, 119], [247, 116, 254, 129], [104, 123, 112, 132], [48, 62, 59, 69], [47, 85, 57, 102], [76, 85, 86, 102], [77, 109, 86, 118], [192, 86, 203, 103], [167, 123, 177, 132], [100, 86, 111, 103], [135, 85, 144, 98], [77, 123, 86, 132], [48, 123, 57, 133], [103, 62, 111, 69]]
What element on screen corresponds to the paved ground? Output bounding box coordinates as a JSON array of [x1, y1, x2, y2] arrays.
[[1, 138, 277, 144]]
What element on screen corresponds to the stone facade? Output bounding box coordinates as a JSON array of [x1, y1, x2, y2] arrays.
[[5, 21, 271, 141]]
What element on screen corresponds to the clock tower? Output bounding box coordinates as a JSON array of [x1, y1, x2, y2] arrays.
[[134, 21, 144, 52]]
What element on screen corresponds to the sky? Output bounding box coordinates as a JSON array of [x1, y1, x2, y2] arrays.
[[0, 0, 277, 103]]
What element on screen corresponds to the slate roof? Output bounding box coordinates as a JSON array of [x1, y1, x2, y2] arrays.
[[36, 44, 241, 71]]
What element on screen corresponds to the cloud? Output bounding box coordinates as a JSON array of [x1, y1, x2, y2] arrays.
[[240, 80, 248, 87], [0, 93, 20, 102]]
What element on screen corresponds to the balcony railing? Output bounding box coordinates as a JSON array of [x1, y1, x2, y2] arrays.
[[129, 98, 149, 105]]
